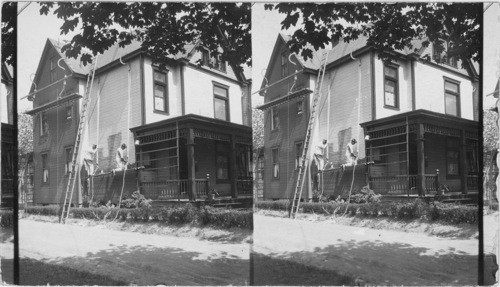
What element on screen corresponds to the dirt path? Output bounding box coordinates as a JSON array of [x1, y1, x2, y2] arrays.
[[2, 219, 250, 285], [253, 214, 478, 286]]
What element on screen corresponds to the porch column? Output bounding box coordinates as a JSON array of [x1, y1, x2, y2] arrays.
[[230, 135, 238, 198], [187, 128, 196, 201], [460, 130, 468, 194], [416, 123, 426, 196]]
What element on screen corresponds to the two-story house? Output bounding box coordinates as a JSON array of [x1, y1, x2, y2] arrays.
[[258, 33, 479, 201], [1, 62, 14, 207], [27, 38, 252, 205]]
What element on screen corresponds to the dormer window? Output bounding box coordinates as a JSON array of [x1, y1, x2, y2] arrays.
[[201, 48, 226, 73], [433, 41, 458, 68]]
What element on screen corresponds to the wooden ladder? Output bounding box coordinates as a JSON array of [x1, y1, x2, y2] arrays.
[[289, 51, 330, 218], [60, 57, 98, 223]]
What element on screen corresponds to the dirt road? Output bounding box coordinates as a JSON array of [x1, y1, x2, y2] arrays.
[[253, 214, 478, 285], [3, 219, 250, 285]]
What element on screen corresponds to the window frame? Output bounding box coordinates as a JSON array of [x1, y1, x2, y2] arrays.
[[383, 64, 399, 109], [65, 105, 73, 121], [296, 99, 304, 116], [215, 142, 230, 183], [153, 69, 169, 114], [50, 57, 56, 82], [40, 111, 48, 136], [295, 141, 303, 170], [271, 147, 280, 180], [64, 146, 73, 175], [213, 82, 230, 121], [443, 77, 461, 117], [271, 106, 280, 131], [280, 52, 288, 78], [41, 152, 49, 184], [445, 137, 460, 179]]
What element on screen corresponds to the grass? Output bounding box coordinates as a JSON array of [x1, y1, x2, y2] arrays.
[[1, 258, 128, 285], [252, 253, 359, 286]]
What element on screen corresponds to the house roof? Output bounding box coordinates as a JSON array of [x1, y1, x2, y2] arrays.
[[45, 38, 247, 83], [261, 33, 478, 94]]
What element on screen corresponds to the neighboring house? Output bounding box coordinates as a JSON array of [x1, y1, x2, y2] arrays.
[[1, 62, 14, 208], [26, 38, 252, 205], [258, 34, 479, 201]]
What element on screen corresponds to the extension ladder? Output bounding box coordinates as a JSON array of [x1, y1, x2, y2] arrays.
[[60, 57, 98, 223], [289, 51, 330, 218]]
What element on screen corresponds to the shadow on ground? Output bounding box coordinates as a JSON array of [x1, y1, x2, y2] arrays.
[[2, 258, 127, 285], [254, 239, 478, 286], [36, 244, 250, 285]]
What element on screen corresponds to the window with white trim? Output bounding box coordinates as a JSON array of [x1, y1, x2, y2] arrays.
[[153, 70, 168, 112], [444, 79, 460, 116], [272, 148, 279, 179], [271, 106, 280, 130], [384, 65, 399, 108], [213, 84, 229, 121], [42, 153, 49, 183]]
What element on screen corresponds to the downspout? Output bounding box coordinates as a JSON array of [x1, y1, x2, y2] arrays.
[[370, 50, 376, 120], [180, 62, 186, 115], [140, 54, 146, 125], [411, 58, 416, 111]]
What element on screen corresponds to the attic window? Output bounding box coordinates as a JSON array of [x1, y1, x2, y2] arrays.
[[433, 41, 458, 68], [201, 49, 226, 73], [280, 52, 288, 77], [50, 57, 56, 82]]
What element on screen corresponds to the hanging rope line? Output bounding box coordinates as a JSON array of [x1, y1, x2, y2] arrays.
[[341, 53, 363, 217]]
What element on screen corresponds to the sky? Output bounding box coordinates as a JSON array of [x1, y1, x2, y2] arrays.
[[16, 3, 500, 110], [17, 2, 76, 112]]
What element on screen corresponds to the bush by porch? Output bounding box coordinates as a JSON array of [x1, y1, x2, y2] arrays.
[[255, 199, 478, 225], [23, 204, 252, 230]]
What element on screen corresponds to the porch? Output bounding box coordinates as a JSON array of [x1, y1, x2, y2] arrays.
[[361, 110, 479, 197], [130, 114, 253, 202]]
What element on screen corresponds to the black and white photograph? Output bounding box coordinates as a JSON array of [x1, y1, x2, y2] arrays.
[[0, 1, 498, 286]]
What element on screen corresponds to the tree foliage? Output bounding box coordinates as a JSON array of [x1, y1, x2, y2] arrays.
[[265, 3, 481, 67], [36, 2, 251, 71], [252, 107, 264, 151], [1, 2, 16, 65], [18, 112, 33, 160]]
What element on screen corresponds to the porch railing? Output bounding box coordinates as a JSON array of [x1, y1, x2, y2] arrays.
[[140, 179, 209, 200], [467, 175, 479, 192], [236, 177, 253, 196], [369, 173, 438, 195]]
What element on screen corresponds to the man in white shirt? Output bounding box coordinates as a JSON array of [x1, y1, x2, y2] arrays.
[[344, 138, 358, 169], [83, 144, 97, 177], [314, 139, 328, 171], [113, 143, 127, 175]]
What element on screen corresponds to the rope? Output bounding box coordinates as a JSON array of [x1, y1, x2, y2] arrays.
[[113, 168, 128, 221], [341, 54, 363, 217]]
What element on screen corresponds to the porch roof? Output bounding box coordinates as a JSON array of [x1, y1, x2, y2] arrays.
[[25, 93, 82, 116], [360, 109, 479, 132], [256, 88, 312, 110], [130, 114, 252, 142]]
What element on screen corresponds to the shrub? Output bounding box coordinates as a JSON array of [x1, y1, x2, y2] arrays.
[[25, 205, 60, 216], [0, 210, 14, 227], [255, 200, 290, 211], [121, 191, 152, 209], [168, 204, 198, 224], [71, 207, 119, 220], [201, 207, 253, 229], [350, 185, 381, 204]]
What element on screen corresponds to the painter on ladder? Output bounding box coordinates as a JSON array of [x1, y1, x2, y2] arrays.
[[113, 143, 128, 175], [313, 139, 328, 172], [83, 144, 98, 177], [342, 138, 358, 170]]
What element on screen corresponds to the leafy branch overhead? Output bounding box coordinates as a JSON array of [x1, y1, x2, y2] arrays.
[[38, 2, 251, 70], [265, 3, 481, 67]]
